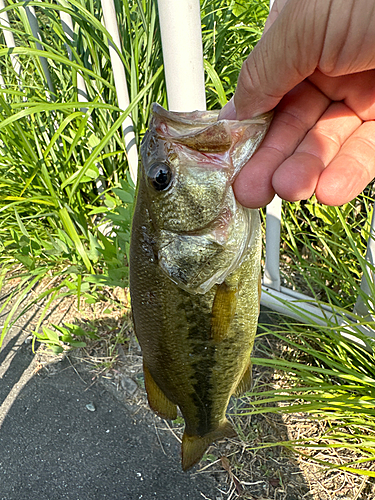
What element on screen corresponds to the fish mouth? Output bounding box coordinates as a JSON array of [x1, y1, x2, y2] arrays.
[[158, 204, 258, 294]]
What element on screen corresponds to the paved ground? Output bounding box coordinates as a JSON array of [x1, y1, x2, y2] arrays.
[[0, 304, 220, 500]]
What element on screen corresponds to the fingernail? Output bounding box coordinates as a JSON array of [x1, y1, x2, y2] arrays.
[[218, 97, 236, 120]]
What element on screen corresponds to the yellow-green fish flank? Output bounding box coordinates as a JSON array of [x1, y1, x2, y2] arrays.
[[129, 103, 272, 470]]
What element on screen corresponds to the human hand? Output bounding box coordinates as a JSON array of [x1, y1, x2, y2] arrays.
[[220, 0, 375, 208]]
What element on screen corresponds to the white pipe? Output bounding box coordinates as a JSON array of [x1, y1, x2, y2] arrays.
[[59, 8, 89, 106], [263, 195, 282, 290], [0, 0, 21, 75], [261, 286, 375, 346], [101, 0, 138, 184], [157, 0, 206, 112], [261, 285, 336, 325], [262, 1, 282, 291]]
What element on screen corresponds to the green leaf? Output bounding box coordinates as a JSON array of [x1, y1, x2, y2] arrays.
[[14, 208, 30, 237], [88, 134, 101, 148], [87, 231, 102, 263], [42, 327, 60, 344], [14, 254, 34, 269], [50, 345, 64, 355], [85, 296, 97, 305], [104, 194, 116, 209], [113, 188, 134, 204], [59, 207, 93, 273], [204, 59, 227, 106], [68, 341, 86, 348], [61, 334, 73, 343]]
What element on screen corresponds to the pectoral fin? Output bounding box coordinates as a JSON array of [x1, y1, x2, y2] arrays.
[[234, 361, 253, 396], [143, 363, 177, 420], [211, 283, 238, 342], [182, 420, 236, 471]]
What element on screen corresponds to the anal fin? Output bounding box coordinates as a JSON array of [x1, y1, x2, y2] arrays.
[[234, 361, 253, 396], [143, 363, 177, 420], [181, 420, 236, 471]]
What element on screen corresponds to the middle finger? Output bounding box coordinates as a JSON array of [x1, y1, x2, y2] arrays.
[[271, 101, 362, 200], [234, 80, 330, 207]]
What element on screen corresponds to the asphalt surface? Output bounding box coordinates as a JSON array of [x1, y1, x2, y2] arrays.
[[0, 305, 220, 500]]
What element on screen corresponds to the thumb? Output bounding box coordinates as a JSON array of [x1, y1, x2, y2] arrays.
[[218, 0, 289, 121], [263, 0, 289, 34], [234, 0, 331, 119]]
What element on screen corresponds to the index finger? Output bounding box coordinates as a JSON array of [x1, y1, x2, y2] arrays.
[[233, 80, 329, 207]]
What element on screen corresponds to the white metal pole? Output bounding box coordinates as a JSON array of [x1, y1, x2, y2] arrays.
[[60, 5, 105, 196], [263, 195, 282, 291], [157, 0, 206, 111], [0, 0, 21, 75], [101, 0, 138, 184]]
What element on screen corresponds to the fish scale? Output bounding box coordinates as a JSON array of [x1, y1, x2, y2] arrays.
[[130, 103, 272, 470]]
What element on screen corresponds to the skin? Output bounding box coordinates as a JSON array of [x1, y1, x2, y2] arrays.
[[219, 0, 375, 208]]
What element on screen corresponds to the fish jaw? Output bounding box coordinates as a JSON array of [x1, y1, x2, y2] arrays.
[[158, 205, 260, 294], [150, 102, 272, 181], [140, 104, 272, 234]]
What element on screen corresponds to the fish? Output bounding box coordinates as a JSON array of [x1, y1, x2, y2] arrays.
[[129, 103, 272, 470]]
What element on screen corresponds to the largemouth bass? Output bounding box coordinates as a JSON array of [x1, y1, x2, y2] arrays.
[[129, 103, 272, 470]]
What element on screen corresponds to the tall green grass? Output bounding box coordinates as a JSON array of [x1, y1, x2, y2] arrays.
[[0, 0, 165, 343], [242, 196, 375, 475]]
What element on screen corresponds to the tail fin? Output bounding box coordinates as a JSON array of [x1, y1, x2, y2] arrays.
[[181, 420, 236, 471]]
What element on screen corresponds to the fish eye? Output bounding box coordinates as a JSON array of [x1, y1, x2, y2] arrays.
[[147, 162, 173, 191]]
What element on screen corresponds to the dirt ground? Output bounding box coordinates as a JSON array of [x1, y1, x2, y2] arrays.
[[2, 282, 375, 499]]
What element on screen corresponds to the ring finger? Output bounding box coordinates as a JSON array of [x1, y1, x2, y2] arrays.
[[271, 101, 362, 201]]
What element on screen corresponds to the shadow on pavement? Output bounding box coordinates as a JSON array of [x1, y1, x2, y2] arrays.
[[0, 313, 218, 500]]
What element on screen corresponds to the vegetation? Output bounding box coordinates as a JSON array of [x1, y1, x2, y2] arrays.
[[0, 0, 163, 346], [248, 197, 375, 477], [1, 0, 375, 482]]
